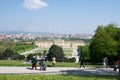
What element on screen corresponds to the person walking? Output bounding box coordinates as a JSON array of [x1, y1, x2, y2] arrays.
[[103, 57, 108, 68], [79, 57, 85, 68], [31, 56, 38, 70]]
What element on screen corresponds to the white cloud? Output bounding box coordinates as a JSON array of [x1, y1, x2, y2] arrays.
[[23, 0, 48, 10]]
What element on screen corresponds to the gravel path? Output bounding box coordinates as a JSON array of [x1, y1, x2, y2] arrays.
[[0, 67, 119, 75]]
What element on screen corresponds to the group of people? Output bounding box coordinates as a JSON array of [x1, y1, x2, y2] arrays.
[[103, 57, 119, 71], [31, 56, 119, 72], [31, 56, 46, 70], [79, 56, 119, 72], [31, 56, 56, 70]]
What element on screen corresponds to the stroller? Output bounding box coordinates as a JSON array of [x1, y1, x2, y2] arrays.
[[39, 59, 46, 71]]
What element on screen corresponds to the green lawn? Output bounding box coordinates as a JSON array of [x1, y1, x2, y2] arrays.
[[63, 48, 73, 52], [64, 52, 72, 56], [0, 74, 117, 80], [0, 60, 103, 68], [0, 60, 28, 66]]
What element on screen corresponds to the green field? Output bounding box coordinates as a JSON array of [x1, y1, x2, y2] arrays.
[[0, 74, 117, 80], [0, 60, 103, 68]]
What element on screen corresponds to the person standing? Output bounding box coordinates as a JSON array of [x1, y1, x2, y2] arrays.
[[39, 59, 46, 71], [31, 56, 38, 70], [103, 57, 108, 68], [79, 57, 85, 68], [52, 57, 56, 67], [113, 60, 119, 72]]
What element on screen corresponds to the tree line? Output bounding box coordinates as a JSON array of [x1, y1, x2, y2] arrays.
[[89, 24, 120, 64], [78, 24, 120, 64], [0, 40, 36, 60]]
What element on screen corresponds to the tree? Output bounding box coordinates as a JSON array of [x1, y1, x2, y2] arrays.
[[47, 44, 65, 62], [43, 50, 47, 57], [18, 54, 25, 60], [0, 46, 5, 53], [0, 39, 15, 48], [89, 24, 118, 63], [78, 45, 90, 62], [0, 39, 15, 53], [26, 54, 33, 60], [3, 48, 18, 60], [0, 46, 5, 59], [115, 28, 120, 59]]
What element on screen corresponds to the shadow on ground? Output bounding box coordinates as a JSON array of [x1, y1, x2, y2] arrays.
[[59, 68, 118, 75]]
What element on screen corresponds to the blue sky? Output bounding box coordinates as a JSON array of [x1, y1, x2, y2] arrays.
[[0, 0, 120, 34]]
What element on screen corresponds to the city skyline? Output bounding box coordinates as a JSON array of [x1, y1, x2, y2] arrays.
[[0, 0, 120, 34]]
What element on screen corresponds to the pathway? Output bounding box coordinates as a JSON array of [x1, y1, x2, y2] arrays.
[[0, 67, 118, 75]]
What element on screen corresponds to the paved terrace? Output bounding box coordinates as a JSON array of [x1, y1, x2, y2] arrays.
[[0, 67, 119, 75]]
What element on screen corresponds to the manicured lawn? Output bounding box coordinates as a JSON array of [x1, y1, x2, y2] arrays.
[[0, 74, 117, 80], [63, 48, 73, 52], [0, 60, 26, 66], [0, 60, 103, 68]]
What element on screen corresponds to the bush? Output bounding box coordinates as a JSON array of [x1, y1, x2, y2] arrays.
[[26, 54, 33, 60], [64, 57, 76, 62], [18, 55, 25, 60]]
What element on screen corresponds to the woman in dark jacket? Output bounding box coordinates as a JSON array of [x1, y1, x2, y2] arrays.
[[79, 57, 85, 68], [31, 57, 38, 70]]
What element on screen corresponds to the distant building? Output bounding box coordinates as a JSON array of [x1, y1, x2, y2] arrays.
[[35, 40, 85, 49], [0, 34, 6, 40], [22, 42, 33, 45]]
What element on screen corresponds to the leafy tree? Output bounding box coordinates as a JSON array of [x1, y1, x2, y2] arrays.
[[0, 46, 5, 53], [0, 39, 15, 53], [47, 44, 65, 62], [115, 28, 120, 59], [78, 45, 90, 62], [18, 54, 25, 60], [35, 52, 42, 56], [3, 48, 18, 60], [2, 39, 15, 48], [0, 39, 18, 60], [26, 54, 33, 60], [0, 53, 4, 59], [43, 50, 47, 57], [89, 24, 119, 63]]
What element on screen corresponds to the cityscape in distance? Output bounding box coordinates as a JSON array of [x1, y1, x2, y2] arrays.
[[0, 31, 93, 40]]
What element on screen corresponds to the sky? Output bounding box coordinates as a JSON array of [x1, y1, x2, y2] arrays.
[[0, 0, 120, 34]]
